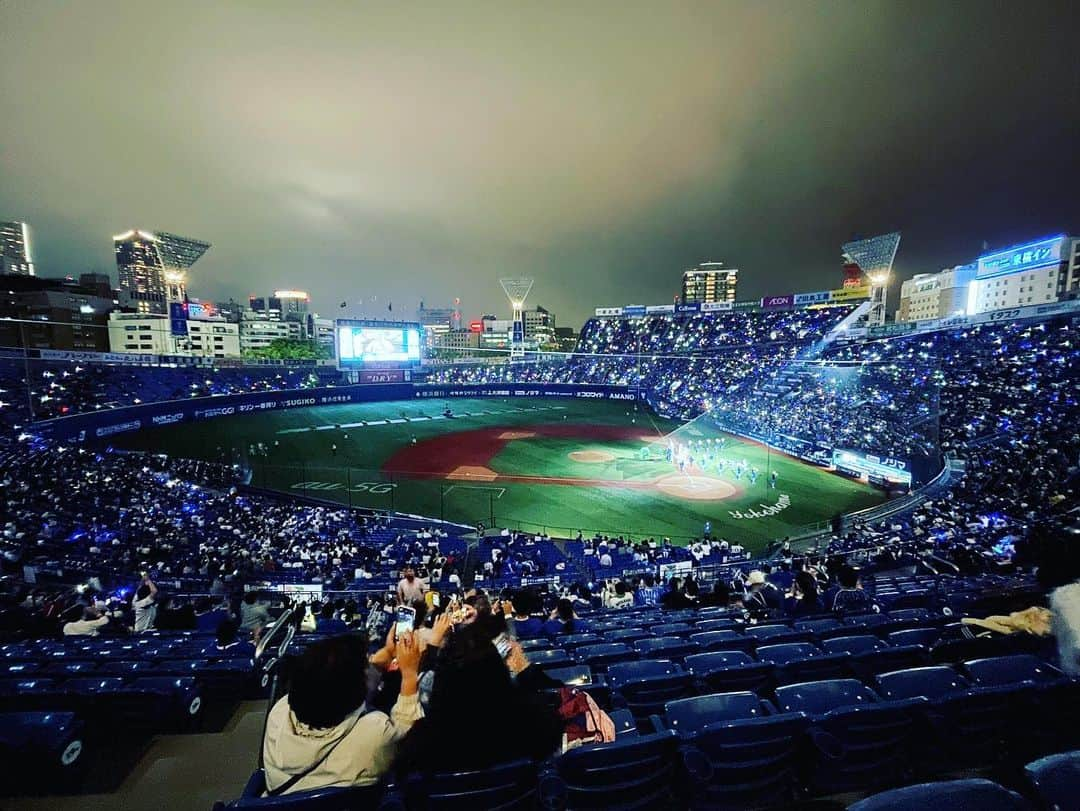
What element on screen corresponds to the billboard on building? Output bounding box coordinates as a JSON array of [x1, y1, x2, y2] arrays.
[[169, 302, 188, 336], [976, 235, 1066, 279]]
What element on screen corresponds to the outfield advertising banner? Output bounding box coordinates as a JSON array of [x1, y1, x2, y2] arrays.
[[675, 303, 701, 314], [413, 384, 641, 402], [794, 291, 831, 306], [622, 305, 647, 316], [645, 304, 675, 314], [828, 285, 871, 303], [760, 294, 794, 310], [594, 307, 623, 317], [35, 383, 641, 442], [699, 301, 733, 312]]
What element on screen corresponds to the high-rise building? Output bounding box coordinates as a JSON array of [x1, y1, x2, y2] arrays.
[[1, 221, 34, 276], [275, 290, 310, 319], [681, 262, 738, 305], [0, 274, 115, 351], [114, 229, 210, 315]]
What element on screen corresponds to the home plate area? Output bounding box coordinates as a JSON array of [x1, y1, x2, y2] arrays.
[[654, 474, 738, 501]]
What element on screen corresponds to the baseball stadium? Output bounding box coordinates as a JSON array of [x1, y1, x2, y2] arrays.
[[107, 395, 888, 549]]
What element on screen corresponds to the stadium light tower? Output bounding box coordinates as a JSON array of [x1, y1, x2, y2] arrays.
[[499, 277, 533, 359], [842, 232, 900, 327]]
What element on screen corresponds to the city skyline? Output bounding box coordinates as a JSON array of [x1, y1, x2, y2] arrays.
[[1, 1, 1079, 325]]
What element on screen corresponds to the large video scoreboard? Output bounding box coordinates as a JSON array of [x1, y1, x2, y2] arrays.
[[335, 319, 423, 370]]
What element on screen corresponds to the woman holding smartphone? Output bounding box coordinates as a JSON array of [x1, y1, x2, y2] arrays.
[[262, 630, 423, 795]]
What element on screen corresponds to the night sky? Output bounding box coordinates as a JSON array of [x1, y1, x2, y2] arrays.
[[1, 1, 1078, 326]]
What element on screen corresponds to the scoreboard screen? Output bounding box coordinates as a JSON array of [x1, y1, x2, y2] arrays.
[[336, 320, 422, 369]]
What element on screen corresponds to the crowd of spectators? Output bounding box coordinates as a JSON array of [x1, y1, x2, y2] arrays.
[[429, 306, 856, 417], [0, 356, 338, 427]]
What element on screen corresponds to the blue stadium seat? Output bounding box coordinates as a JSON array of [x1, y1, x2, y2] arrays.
[[688, 630, 755, 653], [543, 665, 593, 687], [0, 711, 85, 786], [632, 636, 699, 661], [608, 708, 637, 736], [518, 638, 554, 652], [670, 697, 810, 809], [774, 679, 925, 793], [603, 628, 651, 644], [546, 730, 680, 809], [663, 691, 769, 732], [685, 651, 775, 695], [1, 660, 42, 676], [794, 617, 847, 638], [846, 778, 1030, 811], [875, 665, 1023, 769], [1024, 750, 1080, 811], [402, 758, 539, 810], [848, 645, 930, 679], [648, 623, 692, 637], [574, 643, 637, 671], [755, 642, 852, 684], [962, 655, 1065, 688], [743, 625, 810, 645], [526, 648, 573, 670], [606, 660, 694, 720], [887, 627, 941, 648], [213, 768, 387, 810], [822, 634, 888, 655], [694, 618, 741, 633], [559, 634, 601, 650]]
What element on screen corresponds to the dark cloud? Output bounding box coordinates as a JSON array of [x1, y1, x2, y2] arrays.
[[1, 0, 1078, 324]]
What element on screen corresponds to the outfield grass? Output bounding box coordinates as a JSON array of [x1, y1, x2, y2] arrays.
[[106, 397, 887, 552]]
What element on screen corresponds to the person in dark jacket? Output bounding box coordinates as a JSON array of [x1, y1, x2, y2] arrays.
[[784, 571, 823, 617], [394, 621, 563, 776], [542, 598, 590, 636]]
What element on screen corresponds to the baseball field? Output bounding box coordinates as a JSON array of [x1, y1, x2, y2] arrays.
[[106, 396, 887, 551]]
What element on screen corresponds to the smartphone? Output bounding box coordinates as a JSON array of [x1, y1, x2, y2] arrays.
[[493, 632, 513, 659], [394, 606, 416, 639]]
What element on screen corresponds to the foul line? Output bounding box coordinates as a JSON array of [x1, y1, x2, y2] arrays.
[[443, 485, 506, 498]]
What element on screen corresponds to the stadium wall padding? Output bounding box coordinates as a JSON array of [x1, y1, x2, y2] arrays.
[[32, 383, 644, 442]]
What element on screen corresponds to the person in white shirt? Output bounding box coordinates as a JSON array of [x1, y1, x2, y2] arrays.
[[64, 607, 110, 637], [131, 575, 158, 633], [263, 631, 423, 794]]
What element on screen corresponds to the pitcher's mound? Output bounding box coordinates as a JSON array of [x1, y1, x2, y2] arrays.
[[447, 465, 499, 482], [569, 449, 616, 464], [655, 474, 737, 501], [498, 430, 536, 440]]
